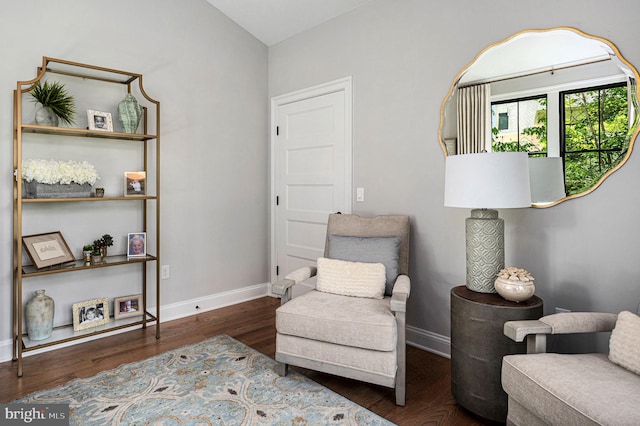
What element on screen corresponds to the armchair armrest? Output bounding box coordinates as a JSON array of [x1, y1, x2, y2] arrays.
[[504, 312, 618, 354], [272, 266, 317, 304], [390, 275, 410, 313]]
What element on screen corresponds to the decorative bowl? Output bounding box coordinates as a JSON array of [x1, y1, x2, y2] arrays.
[[494, 277, 535, 302]]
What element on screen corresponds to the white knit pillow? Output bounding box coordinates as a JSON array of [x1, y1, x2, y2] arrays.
[[609, 311, 640, 375], [316, 257, 386, 299]]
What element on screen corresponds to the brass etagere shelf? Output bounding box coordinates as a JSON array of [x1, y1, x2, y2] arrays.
[[13, 57, 161, 377]]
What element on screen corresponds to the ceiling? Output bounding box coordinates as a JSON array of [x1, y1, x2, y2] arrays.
[[206, 0, 374, 46]]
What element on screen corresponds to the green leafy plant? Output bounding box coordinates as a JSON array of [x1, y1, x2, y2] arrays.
[[91, 234, 114, 255], [29, 80, 76, 125], [83, 245, 93, 252]]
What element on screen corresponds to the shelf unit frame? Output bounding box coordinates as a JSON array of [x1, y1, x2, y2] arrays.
[[13, 57, 161, 377]]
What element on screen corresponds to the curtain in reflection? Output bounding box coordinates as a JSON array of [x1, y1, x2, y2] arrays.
[[456, 84, 491, 154]]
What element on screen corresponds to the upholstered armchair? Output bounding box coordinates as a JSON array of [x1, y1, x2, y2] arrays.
[[272, 214, 410, 406], [502, 311, 640, 425]]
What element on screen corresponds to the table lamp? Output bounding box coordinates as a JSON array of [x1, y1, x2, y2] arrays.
[[529, 157, 566, 205], [444, 152, 531, 293]]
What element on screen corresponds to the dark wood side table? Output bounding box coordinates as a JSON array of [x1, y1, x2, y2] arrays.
[[451, 285, 543, 423]]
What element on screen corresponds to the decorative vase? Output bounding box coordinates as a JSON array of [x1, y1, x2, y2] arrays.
[[83, 250, 92, 264], [118, 93, 143, 133], [25, 290, 54, 340], [494, 277, 535, 302], [34, 106, 59, 127], [100, 246, 108, 258], [95, 188, 104, 198]]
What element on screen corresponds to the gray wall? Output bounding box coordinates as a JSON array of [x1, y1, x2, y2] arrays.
[[0, 0, 268, 351], [269, 0, 640, 347]]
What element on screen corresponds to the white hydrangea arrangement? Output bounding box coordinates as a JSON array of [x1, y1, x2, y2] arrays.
[[497, 266, 534, 282], [22, 159, 100, 185]]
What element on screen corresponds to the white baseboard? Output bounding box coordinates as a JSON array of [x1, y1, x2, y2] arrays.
[[0, 283, 270, 363], [406, 325, 451, 359]]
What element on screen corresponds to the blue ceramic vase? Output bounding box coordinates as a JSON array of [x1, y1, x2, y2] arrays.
[[25, 289, 54, 340]]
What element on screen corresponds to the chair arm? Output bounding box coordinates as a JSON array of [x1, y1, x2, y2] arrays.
[[391, 275, 410, 312], [504, 312, 618, 354], [272, 266, 317, 304]]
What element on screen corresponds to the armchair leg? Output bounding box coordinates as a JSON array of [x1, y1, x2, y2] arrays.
[[275, 362, 289, 377]]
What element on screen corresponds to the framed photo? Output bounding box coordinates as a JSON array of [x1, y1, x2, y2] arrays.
[[127, 232, 147, 257], [73, 297, 109, 331], [114, 294, 143, 319], [22, 231, 75, 270], [124, 171, 146, 196], [87, 110, 113, 132]]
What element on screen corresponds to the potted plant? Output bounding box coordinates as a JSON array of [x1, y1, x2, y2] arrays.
[[29, 80, 76, 127], [82, 245, 93, 263], [93, 234, 114, 258]]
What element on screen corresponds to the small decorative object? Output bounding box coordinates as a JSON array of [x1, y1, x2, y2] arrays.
[[22, 159, 100, 199], [25, 289, 55, 340], [495, 267, 536, 302], [72, 297, 109, 331], [92, 234, 113, 259], [82, 245, 93, 264], [22, 231, 75, 270], [118, 93, 143, 133], [127, 232, 146, 258], [124, 171, 146, 196], [95, 188, 104, 198], [114, 294, 143, 319], [29, 80, 76, 127], [87, 109, 113, 131]]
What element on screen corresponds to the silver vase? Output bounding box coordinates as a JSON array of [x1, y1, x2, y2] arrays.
[[25, 289, 55, 340], [35, 106, 59, 127], [118, 93, 143, 133]]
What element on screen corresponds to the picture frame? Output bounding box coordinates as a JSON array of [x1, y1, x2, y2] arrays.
[[114, 294, 143, 319], [72, 297, 109, 331], [124, 171, 146, 196], [87, 110, 113, 132], [22, 231, 75, 270], [127, 232, 147, 257]]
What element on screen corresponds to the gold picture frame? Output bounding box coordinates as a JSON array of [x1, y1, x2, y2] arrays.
[[114, 294, 143, 319], [124, 171, 146, 196], [72, 297, 109, 331], [22, 231, 75, 270], [87, 109, 113, 131]]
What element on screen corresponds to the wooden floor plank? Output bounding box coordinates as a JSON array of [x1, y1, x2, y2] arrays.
[[0, 296, 497, 425]]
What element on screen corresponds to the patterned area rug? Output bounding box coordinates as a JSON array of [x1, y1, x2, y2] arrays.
[[15, 334, 394, 425]]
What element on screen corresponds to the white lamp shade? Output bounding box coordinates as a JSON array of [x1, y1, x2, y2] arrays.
[[529, 157, 566, 204], [444, 152, 532, 208]]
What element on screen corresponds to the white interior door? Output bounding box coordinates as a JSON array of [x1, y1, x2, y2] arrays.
[[271, 78, 352, 294]]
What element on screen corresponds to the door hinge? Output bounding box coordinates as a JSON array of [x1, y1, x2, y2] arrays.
[[276, 126, 280, 136], [276, 265, 279, 276]]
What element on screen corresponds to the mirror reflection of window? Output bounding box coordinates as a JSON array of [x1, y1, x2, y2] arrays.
[[492, 96, 547, 155], [562, 82, 630, 195]]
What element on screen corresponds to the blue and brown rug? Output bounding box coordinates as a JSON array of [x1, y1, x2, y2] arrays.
[[14, 334, 394, 425]]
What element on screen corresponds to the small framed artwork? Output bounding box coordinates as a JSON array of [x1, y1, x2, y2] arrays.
[[22, 231, 75, 270], [73, 297, 109, 331], [127, 232, 147, 257], [87, 110, 113, 132], [124, 171, 146, 196], [114, 294, 143, 319]]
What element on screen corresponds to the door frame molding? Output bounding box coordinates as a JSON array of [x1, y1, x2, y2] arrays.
[[269, 76, 353, 291]]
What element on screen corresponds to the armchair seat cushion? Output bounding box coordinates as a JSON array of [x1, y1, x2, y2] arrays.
[[276, 289, 397, 352], [502, 353, 640, 425]]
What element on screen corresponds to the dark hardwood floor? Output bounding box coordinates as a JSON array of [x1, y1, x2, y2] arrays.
[[0, 296, 496, 425]]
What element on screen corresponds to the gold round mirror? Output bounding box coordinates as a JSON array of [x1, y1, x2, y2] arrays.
[[439, 27, 640, 207]]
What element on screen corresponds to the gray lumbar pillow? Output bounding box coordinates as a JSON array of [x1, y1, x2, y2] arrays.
[[327, 234, 402, 296]]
